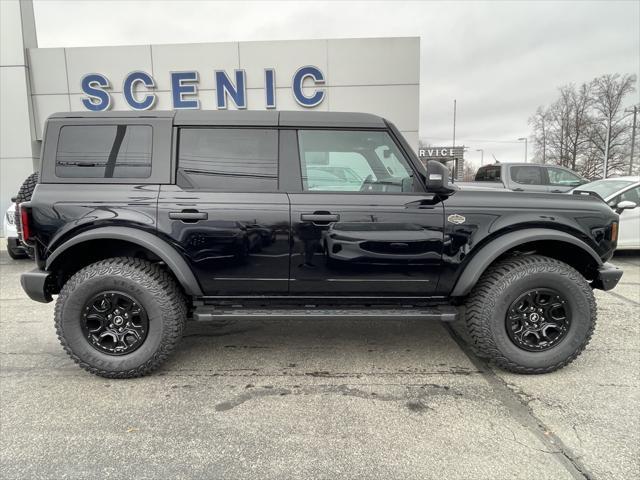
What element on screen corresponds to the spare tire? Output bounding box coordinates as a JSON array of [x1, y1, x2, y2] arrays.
[[14, 171, 39, 259]]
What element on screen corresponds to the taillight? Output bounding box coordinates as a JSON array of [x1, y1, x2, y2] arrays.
[[610, 221, 618, 242], [20, 205, 31, 242]]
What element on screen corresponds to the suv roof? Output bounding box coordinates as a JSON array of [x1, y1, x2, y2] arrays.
[[48, 110, 388, 129]]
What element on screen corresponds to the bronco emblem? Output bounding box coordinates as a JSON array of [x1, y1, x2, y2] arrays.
[[448, 214, 466, 225]]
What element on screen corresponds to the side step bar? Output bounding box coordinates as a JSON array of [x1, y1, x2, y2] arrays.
[[192, 305, 459, 322]]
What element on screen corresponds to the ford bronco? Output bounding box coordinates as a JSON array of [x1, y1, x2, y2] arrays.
[[18, 111, 624, 378]]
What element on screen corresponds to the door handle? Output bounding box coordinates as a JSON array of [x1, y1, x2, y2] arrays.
[[300, 213, 340, 223], [550, 189, 563, 193], [513, 188, 524, 192], [169, 210, 208, 222]]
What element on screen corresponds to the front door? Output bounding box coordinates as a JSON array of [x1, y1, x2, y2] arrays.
[[157, 127, 290, 295], [286, 129, 444, 296]]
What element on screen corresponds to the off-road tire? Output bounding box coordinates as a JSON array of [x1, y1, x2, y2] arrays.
[[465, 255, 596, 374], [55, 257, 186, 378], [14, 172, 39, 259]]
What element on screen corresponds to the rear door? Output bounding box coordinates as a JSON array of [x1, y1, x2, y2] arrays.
[[284, 128, 444, 296], [507, 165, 549, 192], [157, 126, 290, 296]]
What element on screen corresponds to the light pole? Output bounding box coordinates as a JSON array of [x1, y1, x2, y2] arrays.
[[476, 149, 484, 166], [625, 105, 638, 175], [518, 137, 528, 163]]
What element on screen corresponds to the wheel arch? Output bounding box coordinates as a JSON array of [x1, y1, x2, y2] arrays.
[[46, 227, 203, 296], [450, 228, 602, 297]]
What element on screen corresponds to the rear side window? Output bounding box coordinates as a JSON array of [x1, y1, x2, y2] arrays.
[[510, 166, 543, 185], [475, 166, 501, 181], [178, 128, 278, 191], [56, 125, 152, 178]]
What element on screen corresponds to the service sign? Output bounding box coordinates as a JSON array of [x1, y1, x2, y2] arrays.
[[80, 66, 326, 111], [418, 147, 465, 160]]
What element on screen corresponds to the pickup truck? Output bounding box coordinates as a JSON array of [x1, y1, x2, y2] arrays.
[[461, 162, 588, 193], [16, 110, 625, 378]]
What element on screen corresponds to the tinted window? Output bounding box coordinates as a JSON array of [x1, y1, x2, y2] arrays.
[[297, 130, 416, 193], [475, 166, 501, 181], [56, 125, 152, 178], [178, 128, 278, 191], [547, 167, 582, 186], [511, 166, 543, 185]]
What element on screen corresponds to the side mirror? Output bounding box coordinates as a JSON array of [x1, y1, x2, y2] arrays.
[[425, 160, 457, 196], [615, 200, 637, 214]]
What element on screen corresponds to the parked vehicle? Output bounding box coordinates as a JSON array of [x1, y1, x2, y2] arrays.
[[461, 162, 588, 193], [571, 176, 640, 250], [18, 111, 624, 378], [4, 202, 29, 259]]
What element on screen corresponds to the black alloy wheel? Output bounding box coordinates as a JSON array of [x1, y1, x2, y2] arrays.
[[81, 291, 149, 355], [506, 288, 571, 352]]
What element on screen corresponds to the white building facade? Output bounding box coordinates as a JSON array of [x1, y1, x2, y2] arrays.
[[1, 0, 420, 234]]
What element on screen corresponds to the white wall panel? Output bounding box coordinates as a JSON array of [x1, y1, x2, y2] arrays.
[[240, 40, 327, 89], [28, 48, 68, 94], [65, 45, 152, 94], [151, 42, 238, 91], [329, 84, 419, 131], [1, 67, 32, 158], [0, 0, 24, 66], [32, 94, 70, 138]]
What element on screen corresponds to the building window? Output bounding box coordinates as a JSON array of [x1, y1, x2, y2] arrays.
[[178, 128, 278, 191], [56, 125, 152, 178]]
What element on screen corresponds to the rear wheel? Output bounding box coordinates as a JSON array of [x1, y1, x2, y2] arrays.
[[464, 255, 596, 374], [55, 257, 186, 378]]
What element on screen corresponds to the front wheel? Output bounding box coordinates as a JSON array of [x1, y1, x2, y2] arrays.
[[464, 255, 596, 374], [55, 257, 186, 378]]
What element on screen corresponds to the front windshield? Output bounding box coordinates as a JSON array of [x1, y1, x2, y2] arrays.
[[577, 179, 636, 199]]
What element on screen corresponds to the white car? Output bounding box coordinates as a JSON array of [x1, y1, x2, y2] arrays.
[[3, 202, 29, 259], [572, 176, 640, 250]]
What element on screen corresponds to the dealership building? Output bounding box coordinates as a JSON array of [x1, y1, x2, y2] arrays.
[[1, 0, 420, 235]]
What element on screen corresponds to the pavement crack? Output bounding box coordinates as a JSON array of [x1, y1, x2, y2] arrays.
[[446, 324, 595, 480]]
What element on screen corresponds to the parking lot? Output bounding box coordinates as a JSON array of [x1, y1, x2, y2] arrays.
[[0, 244, 638, 480]]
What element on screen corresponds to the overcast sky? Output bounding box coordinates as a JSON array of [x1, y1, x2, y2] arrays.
[[32, 0, 639, 166]]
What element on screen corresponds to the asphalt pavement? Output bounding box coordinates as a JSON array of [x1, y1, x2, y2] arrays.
[[1, 243, 638, 480]]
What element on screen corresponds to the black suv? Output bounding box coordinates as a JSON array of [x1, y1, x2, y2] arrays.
[[18, 111, 623, 378]]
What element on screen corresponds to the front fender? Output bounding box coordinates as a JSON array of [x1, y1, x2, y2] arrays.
[[450, 228, 602, 297], [46, 226, 204, 296]]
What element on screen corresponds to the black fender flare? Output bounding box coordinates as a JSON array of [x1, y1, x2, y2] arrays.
[[450, 228, 602, 297], [46, 227, 204, 296]]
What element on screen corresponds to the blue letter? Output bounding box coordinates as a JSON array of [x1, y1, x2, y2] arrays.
[[171, 71, 199, 109], [292, 66, 325, 107], [265, 69, 276, 109], [123, 71, 156, 110], [81, 74, 111, 111], [215, 70, 247, 109]]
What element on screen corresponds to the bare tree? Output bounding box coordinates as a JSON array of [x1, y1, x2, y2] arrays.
[[529, 73, 637, 179], [589, 73, 636, 177]]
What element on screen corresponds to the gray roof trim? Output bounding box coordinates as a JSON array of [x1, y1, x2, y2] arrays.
[[48, 110, 388, 128], [279, 111, 386, 128], [49, 111, 175, 119]]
